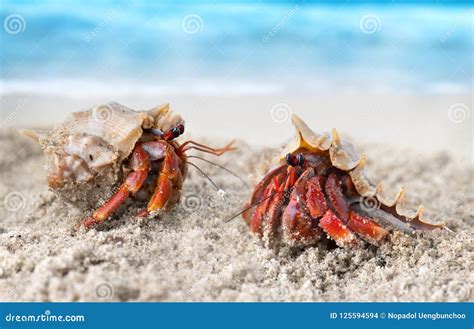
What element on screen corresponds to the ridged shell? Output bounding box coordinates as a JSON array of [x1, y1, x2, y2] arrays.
[[280, 114, 362, 171], [63, 103, 149, 159], [279, 114, 445, 229], [21, 102, 184, 208]]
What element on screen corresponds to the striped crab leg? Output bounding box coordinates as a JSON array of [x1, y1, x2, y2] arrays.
[[282, 168, 326, 243], [83, 144, 150, 228], [322, 171, 389, 246], [242, 165, 288, 225], [136, 140, 184, 218], [248, 168, 296, 236]]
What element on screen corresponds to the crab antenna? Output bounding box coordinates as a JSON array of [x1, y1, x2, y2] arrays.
[[224, 191, 277, 223], [187, 162, 222, 193], [187, 155, 249, 188]]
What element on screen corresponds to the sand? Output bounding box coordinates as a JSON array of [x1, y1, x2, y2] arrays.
[[0, 129, 472, 302]]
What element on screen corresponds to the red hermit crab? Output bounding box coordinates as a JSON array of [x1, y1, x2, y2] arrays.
[[242, 114, 447, 247], [21, 102, 235, 228]]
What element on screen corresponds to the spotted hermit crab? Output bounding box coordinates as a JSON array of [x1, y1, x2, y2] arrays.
[[21, 102, 235, 228], [241, 114, 447, 247]]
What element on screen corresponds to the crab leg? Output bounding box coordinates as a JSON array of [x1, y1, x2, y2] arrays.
[[83, 144, 150, 228], [282, 169, 323, 242], [249, 179, 277, 234], [242, 165, 287, 224], [305, 175, 328, 218], [323, 173, 387, 245], [264, 168, 297, 236], [177, 140, 237, 156], [325, 172, 350, 222], [347, 211, 389, 244], [319, 209, 357, 247], [137, 141, 184, 218], [249, 167, 297, 235]]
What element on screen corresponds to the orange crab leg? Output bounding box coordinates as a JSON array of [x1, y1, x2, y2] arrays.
[[325, 173, 350, 222], [249, 166, 298, 235], [249, 180, 277, 234], [261, 172, 288, 236], [137, 141, 184, 218], [282, 169, 322, 242], [242, 165, 287, 224], [347, 211, 389, 243], [177, 140, 237, 156], [305, 175, 328, 218], [83, 144, 150, 228], [319, 209, 357, 247]]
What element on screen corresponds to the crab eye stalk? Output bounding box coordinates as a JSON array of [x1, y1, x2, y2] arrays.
[[285, 153, 305, 167], [177, 123, 185, 135], [163, 124, 185, 141]]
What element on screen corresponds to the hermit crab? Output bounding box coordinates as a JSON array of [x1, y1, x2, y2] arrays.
[[241, 114, 447, 247], [21, 102, 235, 228]]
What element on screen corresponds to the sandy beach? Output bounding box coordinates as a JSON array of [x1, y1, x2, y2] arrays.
[[0, 121, 472, 302]]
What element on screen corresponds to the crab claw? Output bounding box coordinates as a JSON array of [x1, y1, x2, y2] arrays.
[[347, 211, 389, 244], [282, 170, 324, 243], [319, 209, 357, 247], [325, 173, 350, 222]]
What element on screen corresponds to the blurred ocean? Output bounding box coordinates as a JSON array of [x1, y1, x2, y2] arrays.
[[0, 0, 472, 97]]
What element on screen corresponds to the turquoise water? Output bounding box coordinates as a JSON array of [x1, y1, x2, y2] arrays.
[[0, 1, 472, 95]]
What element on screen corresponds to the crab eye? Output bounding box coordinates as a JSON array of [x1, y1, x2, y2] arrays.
[[296, 154, 305, 166], [171, 127, 180, 137], [285, 153, 305, 167], [171, 124, 185, 137], [177, 124, 185, 135]]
